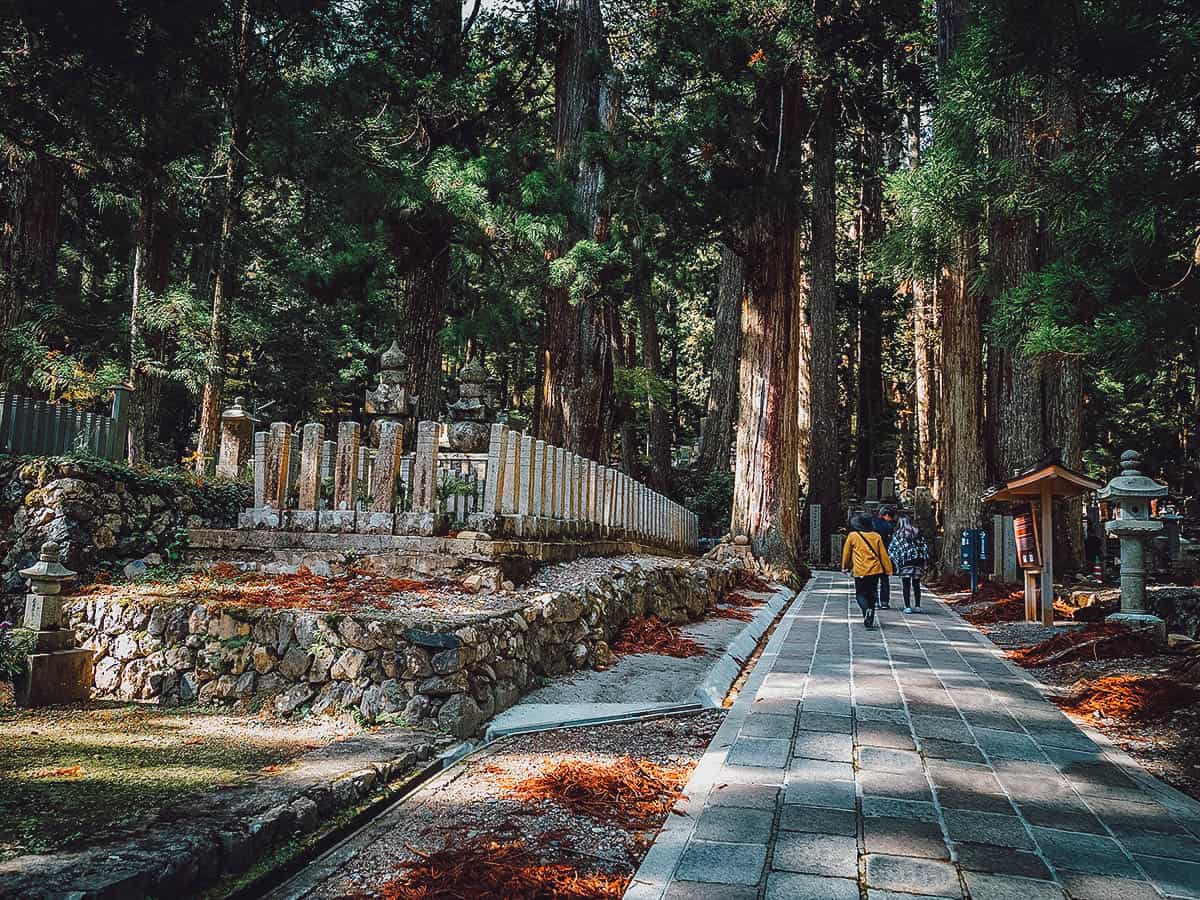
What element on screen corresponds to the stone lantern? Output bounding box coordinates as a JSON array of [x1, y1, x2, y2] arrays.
[[1098, 449, 1168, 642], [445, 357, 491, 452], [217, 396, 254, 478], [365, 340, 418, 445], [17, 541, 93, 706]]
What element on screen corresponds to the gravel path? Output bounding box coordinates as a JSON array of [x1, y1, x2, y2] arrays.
[[271, 711, 725, 898]]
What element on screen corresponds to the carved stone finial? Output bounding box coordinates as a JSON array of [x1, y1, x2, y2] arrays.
[[381, 340, 406, 372], [1119, 449, 1142, 475]]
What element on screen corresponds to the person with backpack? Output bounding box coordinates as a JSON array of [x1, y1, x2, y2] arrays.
[[870, 507, 896, 609], [841, 514, 894, 628], [888, 512, 927, 613]]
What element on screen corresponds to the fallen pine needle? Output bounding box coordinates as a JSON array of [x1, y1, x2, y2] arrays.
[[510, 757, 694, 829], [613, 617, 705, 658], [1008, 623, 1160, 667], [709, 604, 754, 622], [31, 765, 84, 779], [368, 833, 626, 899], [1059, 675, 1200, 722]]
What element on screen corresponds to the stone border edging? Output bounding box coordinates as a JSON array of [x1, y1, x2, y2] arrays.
[[622, 577, 813, 900], [934, 590, 1200, 838], [692, 585, 796, 708]]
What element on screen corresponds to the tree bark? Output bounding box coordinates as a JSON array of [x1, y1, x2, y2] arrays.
[[127, 180, 175, 466], [0, 144, 64, 385], [538, 0, 618, 458], [806, 0, 841, 554], [696, 242, 743, 476], [935, 0, 984, 571], [639, 293, 671, 489], [195, 0, 252, 474], [396, 248, 451, 421], [732, 209, 804, 566], [907, 92, 939, 492], [855, 106, 886, 497]]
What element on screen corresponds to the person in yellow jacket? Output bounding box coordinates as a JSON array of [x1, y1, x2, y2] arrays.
[[841, 514, 894, 628]]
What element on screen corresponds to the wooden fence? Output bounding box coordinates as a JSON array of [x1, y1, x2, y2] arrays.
[[0, 387, 130, 461]]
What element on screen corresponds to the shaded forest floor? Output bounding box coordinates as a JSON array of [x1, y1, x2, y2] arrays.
[[959, 595, 1200, 806]]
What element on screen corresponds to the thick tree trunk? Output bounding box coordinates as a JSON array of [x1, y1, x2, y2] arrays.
[[0, 145, 64, 384], [539, 0, 618, 458], [196, 0, 252, 474], [396, 249, 451, 421], [1044, 359, 1083, 571], [127, 181, 175, 466], [937, 234, 985, 570], [696, 243, 743, 476], [986, 93, 1042, 482], [935, 0, 984, 571], [732, 209, 804, 566], [855, 113, 886, 497], [807, 0, 841, 554], [609, 305, 637, 474], [639, 295, 671, 489], [907, 93, 939, 492]]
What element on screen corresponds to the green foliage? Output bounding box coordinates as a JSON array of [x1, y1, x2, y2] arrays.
[[0, 625, 36, 681]]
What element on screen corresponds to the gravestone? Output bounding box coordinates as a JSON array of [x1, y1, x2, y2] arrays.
[[327, 422, 360, 532], [293, 422, 324, 530], [217, 397, 253, 478], [809, 503, 823, 562], [16, 542, 92, 707], [361, 421, 402, 533], [445, 358, 491, 452]]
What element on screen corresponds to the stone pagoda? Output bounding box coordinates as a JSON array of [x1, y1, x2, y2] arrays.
[[364, 340, 418, 445], [445, 357, 492, 452]]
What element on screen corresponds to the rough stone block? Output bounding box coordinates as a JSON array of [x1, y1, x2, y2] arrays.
[[15, 648, 93, 706]]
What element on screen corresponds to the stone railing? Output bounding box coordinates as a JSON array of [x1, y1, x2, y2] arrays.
[[235, 420, 698, 552]]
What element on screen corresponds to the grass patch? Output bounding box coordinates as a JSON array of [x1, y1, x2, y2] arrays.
[[0, 702, 335, 861]]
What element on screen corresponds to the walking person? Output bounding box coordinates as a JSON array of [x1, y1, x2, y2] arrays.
[[888, 512, 927, 613], [841, 514, 894, 628], [871, 506, 896, 609]]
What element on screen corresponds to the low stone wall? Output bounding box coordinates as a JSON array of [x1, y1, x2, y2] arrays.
[[67, 556, 743, 737], [0, 455, 247, 595], [1144, 586, 1200, 639]]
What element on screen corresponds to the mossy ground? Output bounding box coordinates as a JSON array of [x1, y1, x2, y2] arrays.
[[0, 698, 344, 860]]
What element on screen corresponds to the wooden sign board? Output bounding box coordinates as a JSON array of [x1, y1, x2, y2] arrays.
[[1013, 509, 1040, 569]]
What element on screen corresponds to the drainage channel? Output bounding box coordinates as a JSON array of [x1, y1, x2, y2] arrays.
[[241, 584, 798, 900]]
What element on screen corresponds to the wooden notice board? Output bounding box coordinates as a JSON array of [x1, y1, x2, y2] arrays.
[[1013, 508, 1041, 569]]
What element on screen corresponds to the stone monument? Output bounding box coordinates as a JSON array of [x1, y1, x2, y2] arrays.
[[364, 340, 418, 445], [1099, 449, 1168, 643], [217, 397, 254, 478], [445, 357, 491, 452], [16, 542, 92, 706]]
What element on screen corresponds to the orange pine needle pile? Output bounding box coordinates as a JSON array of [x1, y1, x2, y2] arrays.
[[962, 593, 1025, 624], [1008, 623, 1161, 667], [372, 834, 626, 900], [510, 756, 693, 829], [736, 572, 774, 592], [1059, 675, 1200, 722], [709, 604, 754, 622], [722, 590, 767, 609], [612, 616, 706, 658]]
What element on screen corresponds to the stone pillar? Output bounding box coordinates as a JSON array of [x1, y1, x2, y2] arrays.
[[881, 476, 896, 500], [266, 423, 291, 510], [333, 422, 361, 510], [294, 422, 324, 529], [410, 420, 441, 514], [866, 478, 879, 502], [17, 542, 92, 706], [532, 440, 547, 522], [288, 430, 301, 503], [809, 503, 822, 562], [362, 420, 402, 533], [325, 422, 360, 531], [217, 398, 253, 478], [320, 439, 335, 485], [357, 445, 371, 509], [482, 424, 508, 515], [502, 430, 522, 516], [252, 431, 267, 507], [519, 434, 535, 518], [556, 448, 568, 520]]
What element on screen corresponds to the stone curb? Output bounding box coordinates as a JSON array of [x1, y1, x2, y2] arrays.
[[623, 576, 814, 900], [692, 584, 797, 708], [934, 590, 1200, 840]]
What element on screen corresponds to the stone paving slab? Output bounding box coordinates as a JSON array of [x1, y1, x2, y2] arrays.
[[624, 572, 1200, 900]]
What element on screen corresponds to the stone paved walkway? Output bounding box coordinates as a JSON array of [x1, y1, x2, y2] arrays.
[[626, 572, 1200, 900]]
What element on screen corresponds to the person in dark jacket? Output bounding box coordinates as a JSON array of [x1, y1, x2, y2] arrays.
[[870, 507, 895, 609], [888, 513, 927, 612]]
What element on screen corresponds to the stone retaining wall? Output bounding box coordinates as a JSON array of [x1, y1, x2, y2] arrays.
[[67, 557, 742, 737], [1, 455, 247, 594]]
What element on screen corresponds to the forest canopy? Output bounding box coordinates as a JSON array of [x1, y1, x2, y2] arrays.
[[2, 0, 1198, 568]]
